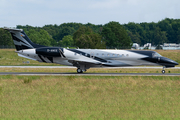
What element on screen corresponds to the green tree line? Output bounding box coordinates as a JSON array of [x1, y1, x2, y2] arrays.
[[0, 18, 180, 49], [124, 18, 180, 45]]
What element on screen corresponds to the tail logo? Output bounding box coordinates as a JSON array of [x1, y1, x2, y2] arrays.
[[20, 34, 25, 37]]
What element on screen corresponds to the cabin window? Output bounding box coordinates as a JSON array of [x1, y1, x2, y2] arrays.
[[107, 54, 110, 56], [102, 54, 104, 57], [90, 52, 94, 58], [117, 54, 120, 57], [126, 54, 129, 57], [96, 53, 99, 56], [122, 54, 124, 57], [91, 55, 94, 58], [153, 52, 162, 58], [74, 53, 77, 55], [113, 54, 115, 57]]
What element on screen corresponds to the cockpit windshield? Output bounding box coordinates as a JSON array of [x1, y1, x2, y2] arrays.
[[153, 52, 162, 58]]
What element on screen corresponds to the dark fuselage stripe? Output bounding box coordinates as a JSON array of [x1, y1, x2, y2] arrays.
[[127, 50, 155, 57], [68, 49, 107, 63], [38, 55, 46, 62], [47, 57, 53, 63], [59, 49, 66, 58]]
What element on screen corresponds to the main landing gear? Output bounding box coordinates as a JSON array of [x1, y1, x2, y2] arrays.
[[162, 66, 165, 74], [77, 68, 83, 73], [77, 68, 86, 73]]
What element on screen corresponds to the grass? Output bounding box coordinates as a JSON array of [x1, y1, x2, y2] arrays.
[[1, 76, 180, 119], [0, 49, 179, 66], [1, 49, 180, 119], [0, 49, 59, 66]]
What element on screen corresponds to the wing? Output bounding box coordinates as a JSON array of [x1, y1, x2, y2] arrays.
[[68, 59, 102, 66]]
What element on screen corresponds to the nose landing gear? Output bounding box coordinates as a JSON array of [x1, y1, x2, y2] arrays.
[[162, 66, 165, 74], [162, 70, 165, 74]]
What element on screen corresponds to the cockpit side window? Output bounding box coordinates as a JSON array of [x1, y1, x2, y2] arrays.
[[152, 52, 162, 58]]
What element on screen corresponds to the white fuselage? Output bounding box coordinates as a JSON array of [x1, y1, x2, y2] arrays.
[[17, 48, 159, 67]]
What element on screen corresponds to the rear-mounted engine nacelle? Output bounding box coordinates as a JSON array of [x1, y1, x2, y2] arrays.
[[36, 47, 65, 57]]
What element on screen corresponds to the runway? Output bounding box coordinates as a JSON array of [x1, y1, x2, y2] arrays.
[[0, 66, 180, 69], [0, 66, 180, 76], [0, 72, 180, 76]]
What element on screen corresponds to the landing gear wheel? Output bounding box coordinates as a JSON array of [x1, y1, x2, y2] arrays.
[[162, 66, 166, 74], [77, 68, 83, 73]]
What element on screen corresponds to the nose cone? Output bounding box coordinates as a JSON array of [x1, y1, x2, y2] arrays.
[[160, 57, 179, 66], [174, 61, 179, 65]]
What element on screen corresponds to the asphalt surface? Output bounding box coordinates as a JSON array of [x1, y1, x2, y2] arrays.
[[0, 72, 180, 76], [0, 66, 179, 76], [0, 66, 180, 69]]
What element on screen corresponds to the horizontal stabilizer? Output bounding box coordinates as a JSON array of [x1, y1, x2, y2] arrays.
[[4, 28, 23, 32]]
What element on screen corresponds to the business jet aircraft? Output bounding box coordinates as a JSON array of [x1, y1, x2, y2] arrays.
[[4, 28, 178, 74]]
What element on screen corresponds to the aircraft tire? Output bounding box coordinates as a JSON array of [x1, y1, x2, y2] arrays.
[[162, 70, 165, 74], [77, 68, 83, 73]]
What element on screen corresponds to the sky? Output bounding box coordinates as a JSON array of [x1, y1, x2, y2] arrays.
[[0, 0, 180, 27]]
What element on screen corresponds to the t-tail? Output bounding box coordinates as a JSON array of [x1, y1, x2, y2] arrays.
[[4, 28, 45, 51]]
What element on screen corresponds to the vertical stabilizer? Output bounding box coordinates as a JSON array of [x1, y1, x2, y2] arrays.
[[4, 28, 45, 51]]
